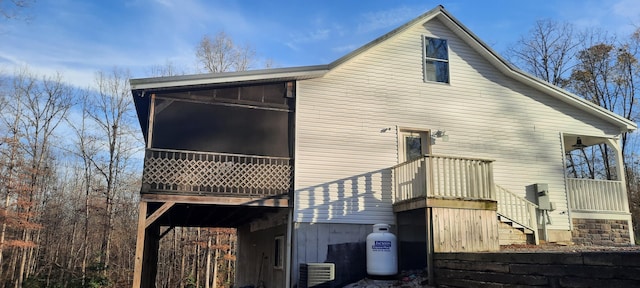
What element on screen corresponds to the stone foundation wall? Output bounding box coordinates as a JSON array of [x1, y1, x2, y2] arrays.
[[572, 218, 630, 246], [434, 252, 640, 287]]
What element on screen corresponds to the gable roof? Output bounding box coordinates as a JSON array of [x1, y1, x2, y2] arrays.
[[326, 5, 636, 132], [130, 5, 636, 133]]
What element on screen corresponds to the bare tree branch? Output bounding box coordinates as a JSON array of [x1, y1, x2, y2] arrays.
[[195, 31, 257, 73], [506, 19, 580, 88]]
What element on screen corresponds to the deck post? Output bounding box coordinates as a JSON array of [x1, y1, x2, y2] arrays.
[[132, 201, 166, 288], [606, 138, 634, 244], [426, 207, 434, 286], [132, 201, 147, 288], [141, 222, 160, 288]]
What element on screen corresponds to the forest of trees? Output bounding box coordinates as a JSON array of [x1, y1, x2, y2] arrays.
[[0, 10, 639, 288], [0, 68, 141, 287], [0, 32, 258, 288]]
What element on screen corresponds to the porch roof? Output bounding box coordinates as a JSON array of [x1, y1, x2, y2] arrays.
[[130, 65, 328, 91]]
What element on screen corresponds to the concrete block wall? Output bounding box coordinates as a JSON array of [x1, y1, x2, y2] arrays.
[[572, 218, 631, 246], [434, 252, 640, 287]]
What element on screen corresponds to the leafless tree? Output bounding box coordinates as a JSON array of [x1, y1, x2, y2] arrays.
[[196, 32, 257, 73], [147, 59, 189, 77], [507, 19, 580, 88], [65, 89, 101, 286], [0, 66, 146, 286], [0, 68, 73, 287], [569, 32, 633, 179], [0, 69, 25, 283], [17, 71, 71, 288], [84, 68, 139, 281]]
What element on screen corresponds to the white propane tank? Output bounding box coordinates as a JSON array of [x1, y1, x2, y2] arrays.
[[366, 223, 398, 276]]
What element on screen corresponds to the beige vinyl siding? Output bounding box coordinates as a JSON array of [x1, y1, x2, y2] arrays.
[[294, 18, 621, 229]]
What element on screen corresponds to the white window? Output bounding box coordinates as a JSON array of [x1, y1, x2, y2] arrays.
[[424, 37, 449, 83]]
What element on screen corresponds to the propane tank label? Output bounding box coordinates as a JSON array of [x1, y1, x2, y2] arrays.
[[372, 241, 392, 252]]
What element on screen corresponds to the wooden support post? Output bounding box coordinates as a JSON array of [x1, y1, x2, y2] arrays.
[[146, 94, 156, 149], [132, 201, 148, 288], [141, 223, 160, 288], [426, 207, 434, 286], [133, 201, 175, 287]]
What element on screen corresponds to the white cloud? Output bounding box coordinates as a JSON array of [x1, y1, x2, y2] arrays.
[[152, 0, 173, 8], [558, 0, 639, 37], [613, 0, 640, 19], [285, 28, 331, 51], [612, 0, 640, 35], [356, 6, 417, 34], [0, 0, 264, 86]]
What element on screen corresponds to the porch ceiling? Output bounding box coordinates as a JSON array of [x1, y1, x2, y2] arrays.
[[147, 202, 284, 228], [563, 135, 613, 152]]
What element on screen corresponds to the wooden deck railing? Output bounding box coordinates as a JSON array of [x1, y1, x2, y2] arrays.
[[496, 185, 538, 233], [567, 178, 629, 213], [393, 154, 495, 203], [142, 148, 292, 195]]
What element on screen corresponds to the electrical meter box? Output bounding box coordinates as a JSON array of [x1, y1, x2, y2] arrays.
[[535, 183, 553, 210]]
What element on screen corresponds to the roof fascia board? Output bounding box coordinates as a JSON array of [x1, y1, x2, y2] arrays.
[[130, 65, 329, 90]]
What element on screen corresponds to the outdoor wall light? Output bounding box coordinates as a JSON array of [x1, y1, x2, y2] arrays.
[[431, 130, 449, 142]]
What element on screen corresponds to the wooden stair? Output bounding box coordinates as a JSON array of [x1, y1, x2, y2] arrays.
[[498, 215, 536, 245], [495, 185, 539, 245]]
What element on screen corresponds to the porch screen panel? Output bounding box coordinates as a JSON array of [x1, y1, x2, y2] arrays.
[[151, 99, 292, 157]]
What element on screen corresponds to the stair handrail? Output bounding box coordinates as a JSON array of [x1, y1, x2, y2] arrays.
[[496, 185, 538, 235]]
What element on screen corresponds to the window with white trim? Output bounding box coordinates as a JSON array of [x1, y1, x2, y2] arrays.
[[424, 37, 449, 83]]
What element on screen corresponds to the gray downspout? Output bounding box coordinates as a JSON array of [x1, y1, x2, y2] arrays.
[[285, 207, 293, 287]]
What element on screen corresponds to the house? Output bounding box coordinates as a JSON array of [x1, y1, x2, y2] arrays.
[[129, 5, 637, 288]]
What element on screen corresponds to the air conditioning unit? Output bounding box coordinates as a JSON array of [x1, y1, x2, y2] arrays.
[[299, 263, 335, 288]]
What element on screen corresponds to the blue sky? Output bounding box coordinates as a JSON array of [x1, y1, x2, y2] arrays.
[[1, 0, 639, 88]]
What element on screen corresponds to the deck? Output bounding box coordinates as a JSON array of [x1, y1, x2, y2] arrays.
[[392, 154, 496, 209], [391, 154, 632, 249]]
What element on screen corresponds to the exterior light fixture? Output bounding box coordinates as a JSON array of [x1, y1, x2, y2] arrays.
[[431, 130, 449, 142], [572, 137, 587, 149]]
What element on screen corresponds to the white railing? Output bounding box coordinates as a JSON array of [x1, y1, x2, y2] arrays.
[[393, 154, 495, 203], [567, 178, 629, 213], [496, 185, 538, 233], [394, 157, 427, 201]]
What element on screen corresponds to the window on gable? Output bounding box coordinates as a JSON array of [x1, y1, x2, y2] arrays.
[[424, 37, 449, 83]]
